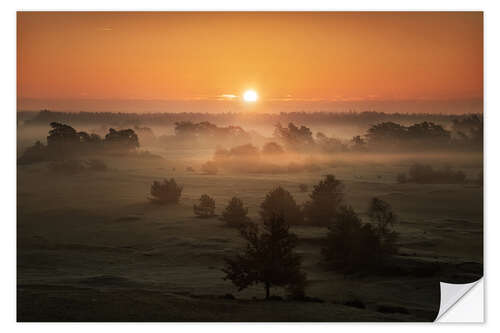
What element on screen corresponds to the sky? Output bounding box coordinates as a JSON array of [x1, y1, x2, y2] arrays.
[[17, 12, 483, 113]]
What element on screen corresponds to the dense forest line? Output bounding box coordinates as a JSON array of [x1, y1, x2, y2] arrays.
[[18, 110, 482, 130]]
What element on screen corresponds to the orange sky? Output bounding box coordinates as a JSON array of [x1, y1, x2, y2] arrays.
[[17, 12, 483, 112]]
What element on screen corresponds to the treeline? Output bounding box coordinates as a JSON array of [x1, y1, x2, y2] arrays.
[[20, 109, 479, 129], [273, 117, 482, 152], [18, 122, 141, 164]]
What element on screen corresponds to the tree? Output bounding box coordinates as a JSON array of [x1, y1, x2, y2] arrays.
[[148, 178, 183, 204], [194, 194, 216, 218], [220, 197, 250, 227], [47, 122, 79, 147], [273, 122, 314, 150], [322, 205, 381, 270], [104, 128, 139, 151], [223, 214, 306, 299], [260, 186, 303, 225], [304, 175, 344, 226], [367, 198, 399, 255]]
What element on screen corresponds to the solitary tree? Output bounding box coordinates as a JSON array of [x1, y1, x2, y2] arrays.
[[223, 214, 306, 299], [260, 186, 303, 225], [194, 194, 216, 218], [220, 197, 250, 227], [304, 175, 344, 226], [148, 178, 183, 204]]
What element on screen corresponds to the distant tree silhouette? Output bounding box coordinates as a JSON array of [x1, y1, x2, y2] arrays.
[[18, 141, 47, 164], [350, 135, 367, 151], [223, 214, 306, 299], [201, 161, 218, 175], [194, 194, 216, 218], [403, 163, 467, 184], [149, 178, 182, 204], [220, 197, 250, 227], [104, 128, 139, 150], [452, 114, 483, 148], [173, 121, 251, 145], [261, 142, 285, 155], [315, 132, 347, 153], [273, 122, 314, 150], [304, 175, 345, 226], [367, 198, 399, 255], [322, 205, 381, 270], [365, 121, 451, 150], [260, 186, 303, 225], [47, 122, 80, 147]]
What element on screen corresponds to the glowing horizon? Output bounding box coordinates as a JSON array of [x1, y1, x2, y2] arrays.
[[17, 12, 483, 112]]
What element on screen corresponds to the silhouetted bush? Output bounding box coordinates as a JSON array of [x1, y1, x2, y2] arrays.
[[194, 194, 216, 218], [18, 141, 47, 164], [400, 163, 467, 184], [201, 161, 218, 175], [322, 200, 399, 272], [260, 186, 303, 225], [148, 178, 182, 204], [220, 197, 250, 227], [223, 214, 306, 299], [304, 175, 344, 226], [322, 206, 380, 270]]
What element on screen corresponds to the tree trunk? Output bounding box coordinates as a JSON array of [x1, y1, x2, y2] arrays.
[[265, 282, 270, 299]]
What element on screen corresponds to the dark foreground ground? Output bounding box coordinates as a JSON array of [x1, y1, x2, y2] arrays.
[[17, 153, 483, 322]]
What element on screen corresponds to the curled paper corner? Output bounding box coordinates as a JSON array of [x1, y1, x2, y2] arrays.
[[435, 278, 484, 322]]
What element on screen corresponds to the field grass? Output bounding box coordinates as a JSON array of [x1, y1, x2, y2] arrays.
[[17, 148, 483, 322]]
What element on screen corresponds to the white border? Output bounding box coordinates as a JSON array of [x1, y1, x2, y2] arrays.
[[3, 0, 498, 331]]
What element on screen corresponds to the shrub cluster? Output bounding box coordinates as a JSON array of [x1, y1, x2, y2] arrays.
[[397, 163, 466, 184]]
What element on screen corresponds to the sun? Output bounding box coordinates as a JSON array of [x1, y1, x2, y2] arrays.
[[243, 90, 258, 102]]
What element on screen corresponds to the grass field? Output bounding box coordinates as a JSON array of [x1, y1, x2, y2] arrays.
[[17, 147, 483, 322]]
